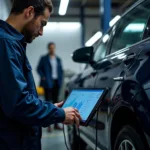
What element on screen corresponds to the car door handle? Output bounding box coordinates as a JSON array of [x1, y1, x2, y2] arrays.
[[113, 77, 124, 81], [123, 53, 136, 66]]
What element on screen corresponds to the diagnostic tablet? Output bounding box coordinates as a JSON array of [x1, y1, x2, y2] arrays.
[[62, 88, 108, 126]]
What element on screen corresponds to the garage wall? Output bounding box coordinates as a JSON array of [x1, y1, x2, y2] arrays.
[[0, 0, 11, 20], [85, 18, 100, 42], [27, 22, 82, 86], [50, 7, 101, 45], [50, 17, 101, 44], [0, 1, 102, 86]]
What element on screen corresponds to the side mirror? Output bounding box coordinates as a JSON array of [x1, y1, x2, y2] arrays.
[[72, 46, 94, 64]]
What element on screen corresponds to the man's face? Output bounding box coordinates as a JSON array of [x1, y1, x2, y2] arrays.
[[22, 7, 50, 43], [49, 44, 56, 55]]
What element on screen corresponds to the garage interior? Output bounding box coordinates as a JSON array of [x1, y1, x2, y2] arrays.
[[0, 0, 146, 150]]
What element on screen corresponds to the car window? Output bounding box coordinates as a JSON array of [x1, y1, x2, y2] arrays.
[[110, 1, 150, 53], [93, 30, 112, 62]]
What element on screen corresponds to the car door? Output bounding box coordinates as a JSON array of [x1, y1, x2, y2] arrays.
[[77, 30, 113, 148], [91, 1, 150, 150]]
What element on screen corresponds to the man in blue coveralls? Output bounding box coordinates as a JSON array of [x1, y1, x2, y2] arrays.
[[0, 0, 81, 150]]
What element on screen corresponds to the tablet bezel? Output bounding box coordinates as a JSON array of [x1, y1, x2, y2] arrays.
[[62, 88, 108, 126]]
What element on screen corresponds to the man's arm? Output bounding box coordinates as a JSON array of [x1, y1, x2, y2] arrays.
[[0, 39, 65, 127]]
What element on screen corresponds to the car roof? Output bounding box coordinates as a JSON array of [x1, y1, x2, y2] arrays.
[[93, 0, 147, 50], [121, 0, 145, 17]]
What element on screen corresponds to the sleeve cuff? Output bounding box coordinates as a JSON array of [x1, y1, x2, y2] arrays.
[[53, 107, 65, 123]]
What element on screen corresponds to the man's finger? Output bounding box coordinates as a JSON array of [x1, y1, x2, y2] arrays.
[[59, 101, 64, 105], [56, 101, 64, 107], [74, 108, 79, 112], [74, 111, 82, 121]]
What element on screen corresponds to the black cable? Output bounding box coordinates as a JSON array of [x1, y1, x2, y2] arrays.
[[95, 110, 99, 150], [63, 124, 70, 150], [77, 127, 81, 150], [63, 124, 81, 150], [93, 70, 101, 150]]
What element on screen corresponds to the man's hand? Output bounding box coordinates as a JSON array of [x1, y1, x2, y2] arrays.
[[54, 101, 64, 107], [63, 107, 82, 127]]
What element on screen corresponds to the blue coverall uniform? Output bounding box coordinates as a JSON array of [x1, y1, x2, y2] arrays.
[[0, 20, 65, 150]]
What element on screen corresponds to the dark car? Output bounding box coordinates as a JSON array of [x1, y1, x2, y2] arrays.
[[65, 0, 150, 150]]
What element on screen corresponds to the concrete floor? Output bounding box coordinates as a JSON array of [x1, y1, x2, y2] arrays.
[[41, 127, 93, 150], [41, 128, 67, 150], [39, 97, 93, 150]]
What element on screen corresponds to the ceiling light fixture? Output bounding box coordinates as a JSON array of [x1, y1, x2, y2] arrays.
[[109, 15, 121, 27], [85, 31, 102, 46], [59, 0, 69, 16]]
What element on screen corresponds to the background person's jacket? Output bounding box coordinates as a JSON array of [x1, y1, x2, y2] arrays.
[[37, 55, 63, 89]]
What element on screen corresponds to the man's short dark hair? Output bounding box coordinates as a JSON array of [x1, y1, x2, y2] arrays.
[[11, 0, 53, 17], [48, 42, 55, 49]]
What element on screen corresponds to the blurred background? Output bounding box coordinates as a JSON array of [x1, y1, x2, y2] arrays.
[[0, 0, 137, 90]]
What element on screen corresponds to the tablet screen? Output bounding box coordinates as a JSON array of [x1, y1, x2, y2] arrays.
[[62, 89, 105, 122]]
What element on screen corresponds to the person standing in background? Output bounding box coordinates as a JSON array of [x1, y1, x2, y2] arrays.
[[37, 42, 63, 132]]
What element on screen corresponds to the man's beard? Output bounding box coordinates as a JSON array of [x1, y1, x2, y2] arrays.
[[22, 28, 34, 43], [22, 22, 36, 43]]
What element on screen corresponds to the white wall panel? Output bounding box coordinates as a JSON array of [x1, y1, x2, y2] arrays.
[[27, 22, 82, 86]]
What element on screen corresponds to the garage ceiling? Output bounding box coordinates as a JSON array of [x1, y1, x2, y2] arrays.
[[10, 0, 137, 18], [51, 0, 137, 18], [52, 0, 127, 8]]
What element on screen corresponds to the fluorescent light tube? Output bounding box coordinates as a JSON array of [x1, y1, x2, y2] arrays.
[[85, 31, 102, 46], [102, 34, 109, 43], [59, 0, 69, 16], [44, 22, 81, 30], [109, 15, 121, 27]]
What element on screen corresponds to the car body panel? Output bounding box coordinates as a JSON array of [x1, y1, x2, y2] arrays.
[[66, 0, 150, 149]]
